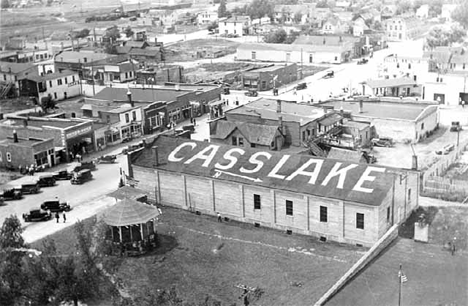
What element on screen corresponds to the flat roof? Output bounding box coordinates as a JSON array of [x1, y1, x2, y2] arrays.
[[226, 98, 325, 126], [366, 78, 418, 88], [320, 101, 437, 121], [0, 137, 45, 146], [93, 87, 191, 103], [131, 136, 395, 206], [238, 42, 353, 53], [25, 69, 77, 82]]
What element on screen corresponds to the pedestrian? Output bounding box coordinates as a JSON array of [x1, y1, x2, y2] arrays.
[[293, 89, 297, 95], [451, 240, 456, 256], [55, 212, 59, 223], [63, 212, 66, 223], [217, 212, 222, 222], [462, 100, 465, 108], [76, 153, 81, 162], [193, 118, 196, 126]]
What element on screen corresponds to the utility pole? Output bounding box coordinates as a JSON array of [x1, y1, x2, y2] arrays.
[[300, 47, 303, 79], [398, 264, 402, 306]]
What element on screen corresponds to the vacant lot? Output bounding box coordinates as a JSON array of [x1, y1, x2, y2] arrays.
[[166, 39, 240, 62], [32, 206, 364, 305]]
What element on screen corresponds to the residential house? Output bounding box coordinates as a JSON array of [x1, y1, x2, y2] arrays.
[[136, 65, 184, 85], [0, 62, 38, 98], [19, 69, 81, 102], [379, 54, 429, 83], [86, 28, 107, 45], [353, 17, 370, 37], [197, 11, 218, 25], [362, 77, 421, 98], [381, 4, 397, 20], [237, 42, 352, 64], [322, 15, 347, 35], [293, 35, 364, 58], [416, 4, 429, 19], [219, 16, 251, 37], [54, 51, 118, 77], [441, 4, 457, 22], [241, 64, 298, 91], [102, 62, 137, 84], [273, 4, 316, 24], [385, 17, 423, 41], [0, 48, 52, 64]]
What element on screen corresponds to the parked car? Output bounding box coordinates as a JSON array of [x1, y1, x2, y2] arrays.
[[40, 199, 71, 212], [357, 58, 368, 65], [323, 71, 334, 79], [295, 83, 307, 90], [223, 87, 230, 95], [71, 169, 93, 185], [0, 188, 22, 201], [20, 182, 41, 194], [435, 144, 455, 155], [70, 161, 97, 172], [245, 89, 258, 97], [37, 173, 56, 187], [122, 142, 145, 154], [97, 154, 117, 164], [371, 137, 395, 147], [23, 209, 52, 222], [450, 121, 462, 132], [0, 197, 5, 206], [53, 169, 72, 180]]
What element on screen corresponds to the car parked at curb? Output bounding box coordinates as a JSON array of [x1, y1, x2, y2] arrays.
[[19, 182, 41, 194], [244, 89, 258, 97], [23, 209, 52, 222], [53, 169, 73, 180], [71, 169, 93, 185], [40, 199, 71, 212], [435, 144, 455, 155], [371, 137, 395, 147], [450, 121, 462, 132], [295, 83, 307, 90], [1, 188, 22, 201], [37, 174, 56, 187]]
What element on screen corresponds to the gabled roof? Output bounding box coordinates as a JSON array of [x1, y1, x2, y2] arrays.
[[116, 46, 133, 54], [365, 77, 417, 88], [54, 51, 116, 64], [24, 69, 78, 82], [293, 35, 359, 46], [129, 47, 160, 57], [124, 40, 149, 48], [224, 16, 250, 23], [211, 120, 282, 146], [131, 136, 396, 206]]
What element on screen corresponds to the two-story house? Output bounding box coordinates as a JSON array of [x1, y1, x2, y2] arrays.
[[385, 17, 423, 41], [197, 11, 218, 25], [273, 4, 315, 24], [322, 16, 347, 35], [219, 16, 251, 37], [0, 62, 40, 98]]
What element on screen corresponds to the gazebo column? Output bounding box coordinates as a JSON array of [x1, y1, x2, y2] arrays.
[[119, 226, 123, 243], [140, 223, 144, 240], [129, 226, 133, 242]]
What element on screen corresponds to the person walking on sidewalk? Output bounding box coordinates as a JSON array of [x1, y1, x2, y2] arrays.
[[63, 212, 66, 223], [55, 212, 60, 223], [217, 212, 222, 222]]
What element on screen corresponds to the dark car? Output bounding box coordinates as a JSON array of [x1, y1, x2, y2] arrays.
[[323, 71, 334, 79], [70, 161, 97, 172], [71, 169, 93, 185], [53, 169, 72, 180], [450, 121, 462, 132], [23, 209, 52, 222], [371, 137, 395, 147], [223, 87, 230, 95], [97, 154, 117, 164], [295, 83, 307, 90], [1, 188, 22, 201], [245, 89, 258, 97], [357, 58, 368, 65], [40, 199, 71, 212], [20, 182, 40, 194], [37, 174, 56, 187]]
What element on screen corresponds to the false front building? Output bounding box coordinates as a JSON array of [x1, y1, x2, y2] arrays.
[[127, 136, 419, 247]]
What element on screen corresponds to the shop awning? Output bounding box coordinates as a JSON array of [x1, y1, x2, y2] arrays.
[[190, 101, 200, 106], [54, 147, 66, 151], [102, 198, 161, 227]]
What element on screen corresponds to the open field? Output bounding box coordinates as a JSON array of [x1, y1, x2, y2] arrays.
[[31, 206, 364, 305], [166, 38, 240, 62]]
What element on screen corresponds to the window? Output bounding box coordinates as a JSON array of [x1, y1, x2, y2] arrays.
[[320, 206, 327, 222], [238, 137, 244, 146], [57, 79, 63, 85], [54, 92, 57, 99], [72, 75, 76, 82], [356, 213, 364, 229], [49, 80, 52, 88], [6, 152, 12, 162], [464, 63, 466, 70], [390, 25, 393, 30], [309, 54, 313, 63], [3, 75, 5, 81], [254, 194, 261, 209], [286, 200, 293, 216], [0, 151, 2, 162], [302, 130, 306, 141], [334, 56, 338, 61], [125, 113, 130, 123], [125, 72, 128, 79], [408, 188, 411, 202], [408, 63, 411, 69], [232, 136, 237, 146], [106, 115, 111, 124], [421, 123, 424, 130], [250, 143, 256, 148], [132, 111, 136, 121], [387, 207, 391, 222]]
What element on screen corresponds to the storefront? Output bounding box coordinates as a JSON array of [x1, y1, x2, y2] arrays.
[[61, 122, 95, 161]]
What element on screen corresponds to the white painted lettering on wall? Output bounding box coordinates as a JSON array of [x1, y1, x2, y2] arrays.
[[66, 126, 92, 139], [166, 143, 387, 194]]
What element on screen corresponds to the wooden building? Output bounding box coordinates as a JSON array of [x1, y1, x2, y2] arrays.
[[127, 136, 420, 247]]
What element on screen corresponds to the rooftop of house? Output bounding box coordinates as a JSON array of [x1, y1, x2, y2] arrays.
[[224, 16, 250, 23], [238, 42, 353, 53], [24, 69, 78, 82], [319, 100, 438, 121], [273, 4, 316, 14], [211, 120, 281, 146], [92, 87, 191, 103], [365, 77, 418, 88], [343, 120, 370, 130], [226, 98, 326, 126], [131, 136, 396, 206], [54, 51, 116, 64], [0, 136, 48, 147], [124, 40, 149, 48], [0, 62, 35, 74], [293, 35, 360, 46]]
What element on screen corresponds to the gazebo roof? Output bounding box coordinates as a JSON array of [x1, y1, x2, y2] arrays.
[[102, 198, 160, 227], [107, 186, 148, 202]]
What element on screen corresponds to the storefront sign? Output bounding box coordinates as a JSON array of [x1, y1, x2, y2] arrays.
[[66, 126, 92, 139], [68, 81, 80, 87]]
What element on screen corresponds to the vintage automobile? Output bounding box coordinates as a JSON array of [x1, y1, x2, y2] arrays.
[[97, 154, 117, 164], [23, 209, 52, 222], [53, 169, 73, 180], [357, 58, 368, 65], [0, 196, 5, 206], [40, 199, 71, 212], [69, 161, 97, 172], [223, 87, 230, 95], [450, 121, 462, 132], [121, 142, 145, 154], [37, 173, 56, 187], [244, 89, 258, 97], [435, 144, 455, 155], [1, 188, 22, 201], [19, 182, 41, 194], [295, 83, 307, 90], [71, 169, 93, 185], [371, 137, 395, 147], [323, 71, 335, 79]]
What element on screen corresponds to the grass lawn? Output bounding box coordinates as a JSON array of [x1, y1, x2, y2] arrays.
[[327, 238, 468, 306], [113, 207, 363, 305]]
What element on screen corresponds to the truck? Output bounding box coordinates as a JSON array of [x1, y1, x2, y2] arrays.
[[0, 188, 22, 201]]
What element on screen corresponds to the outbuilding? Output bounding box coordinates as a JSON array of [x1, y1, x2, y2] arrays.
[[126, 136, 419, 247]]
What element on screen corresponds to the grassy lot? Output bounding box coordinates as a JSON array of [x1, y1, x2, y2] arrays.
[[327, 237, 468, 306], [30, 206, 364, 305], [166, 39, 240, 62]]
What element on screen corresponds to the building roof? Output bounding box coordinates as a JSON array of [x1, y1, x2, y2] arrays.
[[116, 46, 133, 54], [124, 40, 148, 48], [244, 64, 295, 74], [128, 47, 160, 57], [0, 137, 47, 147], [0, 62, 35, 74], [343, 120, 369, 130], [318, 113, 342, 126], [92, 87, 189, 103], [320, 101, 438, 121], [211, 120, 281, 146], [293, 35, 360, 46], [102, 198, 160, 227], [25, 69, 77, 82], [224, 16, 250, 23], [365, 78, 418, 88], [238, 42, 353, 54], [54, 51, 116, 64], [226, 98, 326, 126], [327, 147, 365, 163], [131, 136, 395, 206], [274, 4, 315, 14], [107, 186, 148, 201]]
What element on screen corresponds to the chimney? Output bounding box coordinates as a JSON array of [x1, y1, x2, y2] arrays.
[[152, 146, 159, 167], [13, 130, 18, 143], [23, 119, 28, 126], [359, 100, 363, 113], [411, 155, 418, 170], [339, 36, 343, 43], [127, 89, 134, 107], [276, 99, 282, 113]]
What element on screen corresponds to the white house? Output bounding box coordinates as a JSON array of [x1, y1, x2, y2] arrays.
[[219, 16, 250, 37], [20, 70, 81, 102], [197, 11, 218, 25], [353, 17, 369, 37], [441, 4, 457, 21], [103, 62, 136, 84], [416, 4, 429, 19]]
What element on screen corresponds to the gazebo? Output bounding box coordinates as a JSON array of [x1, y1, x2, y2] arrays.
[[102, 198, 161, 256]]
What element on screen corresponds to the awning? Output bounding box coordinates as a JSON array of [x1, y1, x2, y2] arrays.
[[210, 100, 225, 106], [190, 101, 200, 106], [54, 147, 66, 151], [319, 113, 342, 126]]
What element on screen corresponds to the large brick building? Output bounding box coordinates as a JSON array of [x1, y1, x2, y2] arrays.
[[126, 136, 419, 247]]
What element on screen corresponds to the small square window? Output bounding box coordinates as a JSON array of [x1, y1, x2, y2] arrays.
[[286, 200, 293, 216], [356, 213, 364, 229], [320, 206, 327, 222], [254, 194, 261, 210], [57, 79, 63, 85], [238, 137, 244, 146]]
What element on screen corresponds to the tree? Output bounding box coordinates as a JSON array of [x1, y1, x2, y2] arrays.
[[105, 26, 121, 44], [244, 0, 274, 20], [207, 21, 218, 32], [123, 26, 134, 38], [74, 28, 90, 39], [294, 12, 303, 24], [284, 30, 300, 44], [316, 0, 328, 8], [452, 2, 468, 29], [395, 0, 412, 15], [426, 26, 450, 49], [0, 215, 24, 249], [263, 28, 287, 43], [1, 0, 9, 9], [428, 0, 443, 17], [449, 23, 466, 44], [218, 0, 227, 18]]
